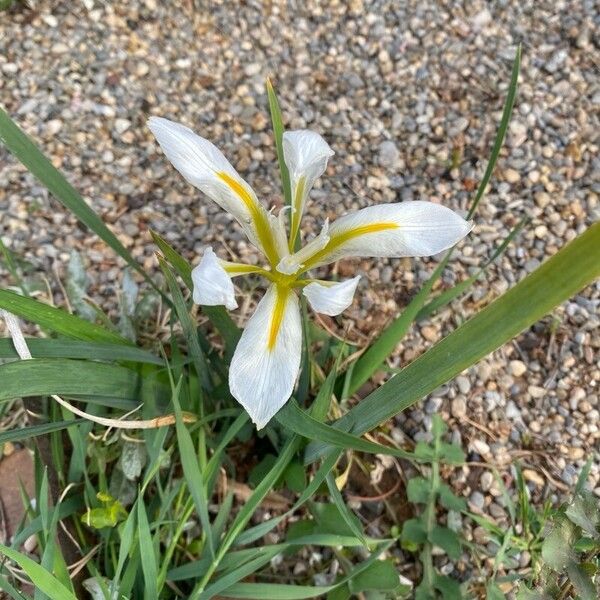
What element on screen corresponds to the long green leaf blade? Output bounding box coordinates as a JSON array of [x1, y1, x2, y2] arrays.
[[0, 289, 129, 344], [308, 221, 600, 462], [0, 358, 141, 403]]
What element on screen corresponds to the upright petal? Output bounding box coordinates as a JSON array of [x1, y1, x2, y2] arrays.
[[283, 130, 334, 246], [191, 247, 238, 310], [299, 201, 472, 270], [229, 285, 302, 429], [303, 276, 361, 316], [148, 117, 280, 265]]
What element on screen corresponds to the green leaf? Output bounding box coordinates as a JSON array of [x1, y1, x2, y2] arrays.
[[81, 493, 127, 530], [65, 250, 96, 321], [430, 526, 461, 560], [486, 582, 506, 600], [439, 443, 465, 465], [307, 221, 600, 462], [542, 516, 577, 571], [0, 337, 163, 364], [284, 461, 306, 494], [0, 358, 141, 404], [0, 288, 130, 344], [325, 475, 368, 546], [311, 503, 364, 539], [566, 561, 598, 600], [438, 484, 467, 512], [278, 400, 414, 460], [266, 78, 292, 208], [137, 500, 158, 600], [0, 419, 84, 445], [400, 518, 427, 550], [565, 492, 600, 539], [407, 477, 431, 504], [0, 105, 158, 293], [0, 544, 78, 600], [349, 559, 400, 593], [433, 575, 462, 600]]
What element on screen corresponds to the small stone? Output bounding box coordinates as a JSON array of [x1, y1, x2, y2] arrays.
[[509, 360, 527, 377], [503, 168, 520, 183], [136, 62, 150, 77], [545, 49, 568, 73], [469, 491, 485, 510], [523, 469, 545, 487], [470, 439, 490, 457], [421, 326, 437, 342], [528, 385, 546, 399], [568, 447, 585, 460], [451, 397, 467, 418], [535, 191, 552, 208], [115, 118, 131, 134], [425, 397, 443, 414], [46, 119, 63, 135], [51, 42, 69, 54], [378, 140, 399, 169], [480, 471, 493, 492], [244, 63, 262, 77], [456, 376, 471, 394]]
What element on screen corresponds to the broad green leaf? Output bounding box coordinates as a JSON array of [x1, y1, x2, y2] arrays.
[[433, 574, 462, 600], [407, 478, 430, 504], [542, 516, 577, 570], [348, 559, 400, 593], [439, 443, 465, 465], [438, 484, 467, 512], [566, 562, 597, 600], [430, 526, 461, 560], [284, 461, 306, 494], [0, 544, 78, 600], [565, 492, 600, 539], [0, 337, 163, 364], [346, 46, 521, 394], [0, 358, 141, 404], [307, 221, 600, 462], [400, 518, 427, 550], [0, 289, 129, 344], [0, 106, 158, 293]]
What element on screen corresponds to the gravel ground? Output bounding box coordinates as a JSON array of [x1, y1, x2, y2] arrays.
[[1, 0, 599, 587]]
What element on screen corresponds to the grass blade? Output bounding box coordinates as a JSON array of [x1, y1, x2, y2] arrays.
[[0, 358, 141, 404], [0, 544, 77, 600], [0, 106, 157, 292], [266, 78, 292, 207], [0, 289, 130, 345], [0, 420, 84, 445], [0, 337, 162, 364], [307, 221, 600, 462], [137, 499, 159, 600]]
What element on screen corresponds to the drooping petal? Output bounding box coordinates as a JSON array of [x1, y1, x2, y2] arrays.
[[283, 130, 334, 245], [191, 247, 238, 310], [303, 276, 361, 316], [229, 285, 302, 429], [148, 116, 281, 265], [298, 201, 472, 270], [276, 219, 330, 275]]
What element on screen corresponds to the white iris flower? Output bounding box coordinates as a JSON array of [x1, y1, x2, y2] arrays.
[[149, 117, 472, 429]]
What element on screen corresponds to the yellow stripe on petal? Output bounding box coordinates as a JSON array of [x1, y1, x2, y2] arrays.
[[217, 172, 280, 266], [302, 222, 399, 269], [289, 175, 306, 250], [267, 286, 290, 351]]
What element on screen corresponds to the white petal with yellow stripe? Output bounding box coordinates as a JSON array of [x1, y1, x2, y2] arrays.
[[303, 276, 361, 316], [283, 130, 334, 245], [229, 285, 302, 429], [295, 201, 472, 270], [148, 117, 281, 266]]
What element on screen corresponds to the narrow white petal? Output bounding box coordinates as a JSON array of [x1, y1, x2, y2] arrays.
[[283, 130, 334, 241], [301, 201, 472, 269], [276, 219, 330, 275], [303, 276, 361, 316], [148, 117, 280, 265], [191, 247, 238, 310], [229, 285, 302, 429]]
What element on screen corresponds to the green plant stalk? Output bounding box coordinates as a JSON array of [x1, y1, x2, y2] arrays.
[[421, 436, 441, 595]]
